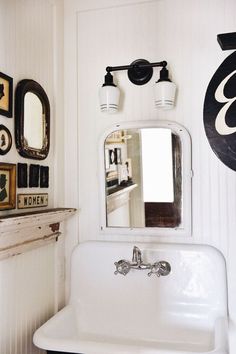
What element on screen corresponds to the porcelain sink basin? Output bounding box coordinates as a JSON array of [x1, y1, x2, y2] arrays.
[[34, 241, 228, 354]]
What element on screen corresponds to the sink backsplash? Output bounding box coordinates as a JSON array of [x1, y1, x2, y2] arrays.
[[70, 241, 227, 337]]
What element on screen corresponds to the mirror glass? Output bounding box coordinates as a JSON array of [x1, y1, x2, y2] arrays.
[[15, 79, 50, 160], [104, 128, 182, 228], [24, 92, 43, 149]]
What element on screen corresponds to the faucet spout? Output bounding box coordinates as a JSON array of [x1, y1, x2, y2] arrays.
[[132, 246, 142, 264]]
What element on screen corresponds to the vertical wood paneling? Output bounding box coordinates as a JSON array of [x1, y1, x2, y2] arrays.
[[74, 3, 236, 350], [0, 0, 64, 353], [63, 0, 236, 352], [0, 244, 56, 354], [76, 0, 236, 248], [0, 0, 55, 214]]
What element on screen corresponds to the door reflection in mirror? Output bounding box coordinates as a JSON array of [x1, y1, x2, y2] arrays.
[[104, 128, 181, 228], [141, 128, 174, 203]]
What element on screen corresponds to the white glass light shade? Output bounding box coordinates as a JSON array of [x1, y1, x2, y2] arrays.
[[99, 85, 120, 113], [154, 81, 176, 109]]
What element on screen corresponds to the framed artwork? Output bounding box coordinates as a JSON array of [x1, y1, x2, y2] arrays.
[[125, 158, 133, 179], [29, 164, 40, 187], [105, 149, 110, 170], [114, 148, 122, 164], [0, 72, 13, 118], [109, 149, 115, 164], [17, 163, 28, 188], [40, 166, 49, 188], [0, 124, 12, 155], [0, 163, 16, 210]]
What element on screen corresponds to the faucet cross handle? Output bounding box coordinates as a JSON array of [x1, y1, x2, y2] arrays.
[[147, 261, 171, 277], [114, 260, 131, 276]]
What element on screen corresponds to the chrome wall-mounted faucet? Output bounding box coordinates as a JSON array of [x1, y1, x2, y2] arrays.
[[114, 246, 171, 277]]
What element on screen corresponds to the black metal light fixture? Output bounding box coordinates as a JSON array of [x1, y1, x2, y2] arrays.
[[99, 58, 176, 113]]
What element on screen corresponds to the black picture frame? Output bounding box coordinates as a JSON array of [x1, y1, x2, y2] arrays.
[[40, 166, 49, 188], [29, 164, 40, 187], [114, 148, 122, 164], [109, 149, 115, 164], [0, 72, 13, 118], [0, 124, 12, 155], [17, 163, 28, 188]]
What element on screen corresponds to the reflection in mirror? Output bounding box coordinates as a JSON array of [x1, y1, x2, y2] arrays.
[[104, 128, 182, 228], [24, 92, 43, 149], [15, 79, 50, 160]]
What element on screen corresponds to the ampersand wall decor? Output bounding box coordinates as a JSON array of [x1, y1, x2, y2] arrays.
[[204, 49, 236, 171]]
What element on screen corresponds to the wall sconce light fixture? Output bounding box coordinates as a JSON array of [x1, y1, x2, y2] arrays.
[[99, 71, 120, 113], [99, 59, 176, 113]]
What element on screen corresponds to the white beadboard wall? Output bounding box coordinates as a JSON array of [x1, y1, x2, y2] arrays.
[[0, 244, 55, 354], [0, 0, 65, 353], [0, 0, 55, 214], [64, 0, 236, 351], [73, 0, 236, 247]]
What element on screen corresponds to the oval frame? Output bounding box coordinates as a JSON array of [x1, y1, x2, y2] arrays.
[[0, 124, 12, 155], [15, 79, 50, 160]]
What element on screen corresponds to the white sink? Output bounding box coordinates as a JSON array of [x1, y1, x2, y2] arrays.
[[34, 241, 228, 354]]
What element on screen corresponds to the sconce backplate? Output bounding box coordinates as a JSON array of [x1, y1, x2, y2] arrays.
[[127, 59, 153, 85]]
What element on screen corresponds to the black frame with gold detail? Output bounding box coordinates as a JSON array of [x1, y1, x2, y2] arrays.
[[0, 72, 13, 118]]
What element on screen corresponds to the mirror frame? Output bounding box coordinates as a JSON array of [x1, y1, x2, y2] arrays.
[[99, 120, 192, 238], [15, 79, 50, 160]]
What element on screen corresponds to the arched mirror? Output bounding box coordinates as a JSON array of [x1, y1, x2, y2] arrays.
[[15, 79, 50, 160], [100, 121, 192, 236]]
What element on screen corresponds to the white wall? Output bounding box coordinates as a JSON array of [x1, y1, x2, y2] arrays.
[[64, 0, 236, 351], [0, 1, 65, 353], [1, 0, 50, 213]]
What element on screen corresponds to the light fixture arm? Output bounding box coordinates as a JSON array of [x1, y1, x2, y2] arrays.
[[105, 60, 167, 73], [104, 59, 168, 86]]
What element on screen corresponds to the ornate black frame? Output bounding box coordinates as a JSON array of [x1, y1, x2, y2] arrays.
[[15, 79, 50, 160], [0, 124, 12, 155]]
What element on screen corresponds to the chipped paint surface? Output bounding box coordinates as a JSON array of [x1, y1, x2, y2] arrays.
[[0, 208, 76, 260]]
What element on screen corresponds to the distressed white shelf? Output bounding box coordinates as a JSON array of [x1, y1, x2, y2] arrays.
[[0, 208, 77, 260]]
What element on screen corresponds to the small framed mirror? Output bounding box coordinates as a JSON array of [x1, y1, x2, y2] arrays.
[[100, 121, 192, 237], [15, 79, 50, 160]]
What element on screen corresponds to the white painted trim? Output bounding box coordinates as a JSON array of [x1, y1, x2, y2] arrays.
[[99, 120, 192, 238], [52, 0, 65, 207], [66, 0, 158, 13], [64, 1, 80, 301]]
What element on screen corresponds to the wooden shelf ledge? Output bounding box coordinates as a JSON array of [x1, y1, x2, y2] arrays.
[[107, 184, 138, 214], [0, 208, 77, 260]]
